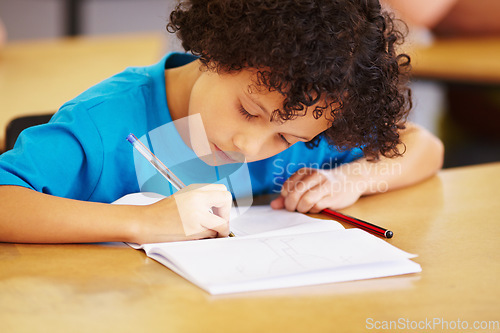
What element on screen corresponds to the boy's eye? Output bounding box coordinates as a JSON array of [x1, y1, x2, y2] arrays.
[[238, 105, 257, 120], [279, 134, 291, 147], [239, 104, 290, 147]]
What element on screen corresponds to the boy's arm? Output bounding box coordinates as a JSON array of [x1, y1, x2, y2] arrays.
[[0, 184, 232, 244], [0, 186, 139, 243], [349, 123, 444, 195], [271, 123, 444, 212]]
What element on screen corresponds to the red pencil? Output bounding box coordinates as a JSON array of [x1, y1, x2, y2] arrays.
[[321, 208, 393, 238]]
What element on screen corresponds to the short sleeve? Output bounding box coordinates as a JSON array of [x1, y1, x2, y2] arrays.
[[0, 103, 104, 200]]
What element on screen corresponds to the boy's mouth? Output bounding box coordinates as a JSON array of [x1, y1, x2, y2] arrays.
[[213, 144, 239, 164]]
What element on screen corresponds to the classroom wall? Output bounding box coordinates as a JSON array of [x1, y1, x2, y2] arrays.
[[0, 0, 445, 138], [0, 0, 175, 40], [2, 0, 499, 168], [0, 0, 61, 40]]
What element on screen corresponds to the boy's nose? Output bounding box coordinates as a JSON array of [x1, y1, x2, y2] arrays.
[[232, 131, 266, 159]]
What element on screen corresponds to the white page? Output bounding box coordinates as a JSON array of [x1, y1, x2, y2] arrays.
[[144, 229, 418, 294], [230, 205, 344, 237], [113, 192, 421, 295], [144, 245, 421, 295], [207, 260, 422, 295]]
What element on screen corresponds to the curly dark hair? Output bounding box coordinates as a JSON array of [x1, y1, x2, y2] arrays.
[[167, 0, 412, 160]]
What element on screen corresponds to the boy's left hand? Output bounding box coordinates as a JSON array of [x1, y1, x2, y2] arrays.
[[270, 167, 366, 213]]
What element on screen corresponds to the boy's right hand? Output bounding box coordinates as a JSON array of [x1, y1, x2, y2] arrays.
[[134, 184, 232, 244]]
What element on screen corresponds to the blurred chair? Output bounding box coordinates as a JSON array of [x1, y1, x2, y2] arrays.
[[5, 114, 54, 151]]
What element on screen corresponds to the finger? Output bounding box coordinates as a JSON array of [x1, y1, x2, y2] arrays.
[[180, 183, 228, 193], [308, 196, 334, 214], [319, 194, 359, 211], [185, 185, 233, 221], [295, 183, 328, 213], [199, 213, 230, 237], [190, 229, 218, 240], [195, 188, 232, 237], [283, 175, 326, 212], [280, 168, 310, 196], [282, 170, 324, 199], [199, 183, 228, 192], [174, 185, 232, 237], [283, 179, 358, 214], [210, 192, 233, 223], [270, 196, 285, 209], [179, 208, 229, 237]]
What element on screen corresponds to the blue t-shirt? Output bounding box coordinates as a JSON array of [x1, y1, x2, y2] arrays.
[[0, 53, 363, 203]]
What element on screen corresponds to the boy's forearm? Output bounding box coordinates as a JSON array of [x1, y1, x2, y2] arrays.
[[338, 123, 444, 195], [0, 186, 140, 243]]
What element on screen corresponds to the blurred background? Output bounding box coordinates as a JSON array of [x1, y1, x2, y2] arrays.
[[0, 0, 173, 39], [0, 0, 499, 168]]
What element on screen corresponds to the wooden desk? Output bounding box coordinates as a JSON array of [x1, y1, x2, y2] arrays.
[[1, 163, 499, 332], [408, 37, 500, 84], [0, 33, 164, 151]]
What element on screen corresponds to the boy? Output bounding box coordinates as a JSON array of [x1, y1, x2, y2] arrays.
[[0, 0, 443, 244]]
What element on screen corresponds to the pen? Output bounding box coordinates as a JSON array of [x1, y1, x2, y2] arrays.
[[126, 133, 235, 237], [321, 208, 393, 238]]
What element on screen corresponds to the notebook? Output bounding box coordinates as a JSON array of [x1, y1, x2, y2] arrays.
[[113, 192, 421, 295]]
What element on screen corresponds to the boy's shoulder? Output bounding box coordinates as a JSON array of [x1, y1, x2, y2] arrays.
[[68, 65, 157, 106], [57, 56, 173, 119], [60, 52, 196, 112]]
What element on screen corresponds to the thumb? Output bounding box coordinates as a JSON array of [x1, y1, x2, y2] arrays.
[[200, 212, 230, 237]]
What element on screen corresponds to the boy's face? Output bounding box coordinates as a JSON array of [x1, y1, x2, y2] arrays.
[[188, 68, 331, 164]]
